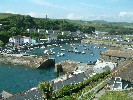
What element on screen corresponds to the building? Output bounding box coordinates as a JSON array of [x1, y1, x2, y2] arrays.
[[46, 30, 53, 34], [37, 29, 45, 34], [70, 32, 78, 37], [53, 30, 60, 34], [47, 34, 58, 42], [93, 60, 116, 74], [0, 90, 13, 99], [61, 31, 71, 36], [50, 70, 88, 91], [27, 29, 36, 33], [0, 88, 42, 100], [9, 35, 32, 46], [110, 62, 133, 90]]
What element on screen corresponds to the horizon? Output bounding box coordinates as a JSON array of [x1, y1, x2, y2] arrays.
[[0, 0, 133, 22]]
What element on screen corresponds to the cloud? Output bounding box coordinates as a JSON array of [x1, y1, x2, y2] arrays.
[[118, 11, 133, 18], [66, 13, 88, 20], [6, 11, 18, 14], [27, 12, 50, 18]]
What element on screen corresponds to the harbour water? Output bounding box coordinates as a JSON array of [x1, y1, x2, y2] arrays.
[[0, 43, 108, 94]]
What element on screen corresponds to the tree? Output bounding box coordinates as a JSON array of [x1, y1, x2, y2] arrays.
[[0, 40, 4, 47], [38, 81, 54, 100]]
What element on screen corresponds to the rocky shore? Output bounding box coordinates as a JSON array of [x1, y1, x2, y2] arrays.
[[0, 53, 55, 68]]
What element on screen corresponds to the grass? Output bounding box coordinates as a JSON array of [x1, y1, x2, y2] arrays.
[[99, 91, 130, 100]]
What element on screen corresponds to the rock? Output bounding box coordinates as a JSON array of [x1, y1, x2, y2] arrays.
[[55, 60, 88, 72]]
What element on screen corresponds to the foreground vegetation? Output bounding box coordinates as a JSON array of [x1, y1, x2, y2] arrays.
[[99, 91, 131, 100], [38, 71, 110, 100]]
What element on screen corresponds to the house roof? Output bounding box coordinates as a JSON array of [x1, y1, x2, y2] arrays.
[[46, 30, 53, 33], [12, 35, 23, 39], [1, 90, 13, 98], [12, 35, 30, 39], [53, 30, 60, 33], [110, 62, 133, 83]]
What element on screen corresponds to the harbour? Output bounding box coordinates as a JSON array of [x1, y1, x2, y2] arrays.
[[0, 43, 108, 94]]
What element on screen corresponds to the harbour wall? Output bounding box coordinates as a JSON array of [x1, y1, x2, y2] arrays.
[[0, 54, 55, 68]]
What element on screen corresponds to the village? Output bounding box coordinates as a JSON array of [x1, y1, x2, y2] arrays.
[[0, 12, 133, 99], [0, 29, 133, 99]]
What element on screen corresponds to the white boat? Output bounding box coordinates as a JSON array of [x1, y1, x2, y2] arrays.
[[57, 53, 65, 57], [49, 52, 55, 55], [60, 53, 65, 56], [44, 50, 49, 54], [82, 51, 86, 54], [61, 49, 65, 51], [47, 45, 51, 47], [40, 46, 45, 49]]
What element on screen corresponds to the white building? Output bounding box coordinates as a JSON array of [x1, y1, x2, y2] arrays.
[[113, 77, 123, 90], [93, 60, 116, 73], [47, 34, 58, 42], [9, 35, 32, 46]]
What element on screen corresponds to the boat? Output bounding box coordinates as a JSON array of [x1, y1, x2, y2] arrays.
[[84, 48, 89, 50], [87, 60, 97, 65], [82, 51, 86, 54], [49, 52, 55, 55], [44, 50, 49, 54], [61, 49, 65, 51], [74, 50, 81, 54], [40, 46, 45, 49], [47, 45, 51, 47], [57, 53, 65, 57], [60, 53, 65, 56], [91, 52, 94, 56], [83, 45, 86, 47]]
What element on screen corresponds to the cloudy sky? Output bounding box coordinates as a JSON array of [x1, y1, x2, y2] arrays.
[[0, 0, 133, 22]]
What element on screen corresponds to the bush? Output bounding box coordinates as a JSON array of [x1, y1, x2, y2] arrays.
[[56, 71, 110, 98]]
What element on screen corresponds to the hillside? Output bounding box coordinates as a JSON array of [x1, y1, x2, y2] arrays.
[[68, 19, 133, 33], [0, 13, 133, 45], [0, 13, 95, 45]]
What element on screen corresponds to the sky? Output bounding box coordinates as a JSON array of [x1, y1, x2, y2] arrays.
[[0, 0, 133, 22]]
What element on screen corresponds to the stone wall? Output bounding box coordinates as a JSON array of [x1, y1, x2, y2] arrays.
[[0, 54, 55, 68]]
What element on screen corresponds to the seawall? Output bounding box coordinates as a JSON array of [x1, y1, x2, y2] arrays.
[[0, 53, 55, 68]]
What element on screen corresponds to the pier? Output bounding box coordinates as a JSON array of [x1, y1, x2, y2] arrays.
[[0, 53, 55, 68]]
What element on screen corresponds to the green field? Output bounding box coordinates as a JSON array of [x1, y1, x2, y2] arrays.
[[99, 91, 131, 100]]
